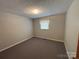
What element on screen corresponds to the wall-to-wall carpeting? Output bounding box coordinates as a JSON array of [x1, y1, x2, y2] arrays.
[[0, 37, 68, 59]]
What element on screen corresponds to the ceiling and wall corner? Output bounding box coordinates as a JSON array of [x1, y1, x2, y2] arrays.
[[0, 0, 73, 18]]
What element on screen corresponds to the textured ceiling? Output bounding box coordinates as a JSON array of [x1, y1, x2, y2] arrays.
[[0, 0, 73, 18]]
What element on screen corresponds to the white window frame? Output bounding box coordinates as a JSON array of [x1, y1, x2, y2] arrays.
[[39, 19, 50, 30]]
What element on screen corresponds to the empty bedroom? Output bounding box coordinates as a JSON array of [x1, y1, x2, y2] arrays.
[[0, 0, 79, 59]]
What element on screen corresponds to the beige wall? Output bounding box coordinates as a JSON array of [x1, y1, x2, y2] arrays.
[[33, 14, 65, 42], [0, 12, 33, 51], [65, 0, 79, 58]]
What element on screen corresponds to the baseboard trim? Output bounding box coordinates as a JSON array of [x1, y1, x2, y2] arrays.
[[47, 38, 64, 42], [64, 43, 76, 59], [0, 35, 33, 52], [34, 36, 64, 43], [67, 51, 76, 59], [0, 36, 64, 52]]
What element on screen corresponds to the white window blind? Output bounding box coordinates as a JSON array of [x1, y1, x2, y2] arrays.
[[40, 20, 50, 29]]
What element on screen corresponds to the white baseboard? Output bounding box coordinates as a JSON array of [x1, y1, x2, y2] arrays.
[[0, 35, 64, 53], [67, 51, 76, 59], [0, 35, 33, 52], [64, 43, 76, 59], [34, 36, 64, 42], [47, 38, 64, 42]]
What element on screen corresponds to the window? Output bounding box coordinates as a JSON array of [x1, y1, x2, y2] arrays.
[[40, 20, 50, 29]]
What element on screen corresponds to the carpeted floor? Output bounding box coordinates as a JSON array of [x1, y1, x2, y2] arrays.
[[0, 37, 68, 59]]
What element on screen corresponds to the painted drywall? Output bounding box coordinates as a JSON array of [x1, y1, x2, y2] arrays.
[[33, 14, 65, 42], [65, 0, 79, 58], [0, 12, 33, 51]]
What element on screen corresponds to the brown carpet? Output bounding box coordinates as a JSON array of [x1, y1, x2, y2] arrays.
[[0, 37, 68, 59]]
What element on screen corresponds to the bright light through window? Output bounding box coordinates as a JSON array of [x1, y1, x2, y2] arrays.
[[40, 20, 50, 29]]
